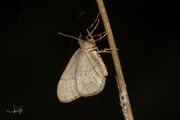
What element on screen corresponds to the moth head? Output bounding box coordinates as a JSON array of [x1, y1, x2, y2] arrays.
[[86, 38, 95, 44], [78, 39, 84, 45]]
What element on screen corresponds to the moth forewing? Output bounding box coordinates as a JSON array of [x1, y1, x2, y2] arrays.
[[88, 51, 108, 76], [81, 40, 108, 76], [57, 49, 81, 103], [75, 50, 106, 96]]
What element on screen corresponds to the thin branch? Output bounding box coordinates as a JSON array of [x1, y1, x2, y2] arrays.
[[96, 0, 134, 120]]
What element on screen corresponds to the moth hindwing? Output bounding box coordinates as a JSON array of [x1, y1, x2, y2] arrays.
[[57, 13, 110, 103]]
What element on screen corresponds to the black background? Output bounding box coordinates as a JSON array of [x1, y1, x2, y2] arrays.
[[0, 0, 180, 120]]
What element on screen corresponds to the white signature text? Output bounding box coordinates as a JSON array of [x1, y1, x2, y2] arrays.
[[6, 105, 23, 114]]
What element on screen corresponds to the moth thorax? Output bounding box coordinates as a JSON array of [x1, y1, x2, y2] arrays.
[[80, 41, 95, 50]]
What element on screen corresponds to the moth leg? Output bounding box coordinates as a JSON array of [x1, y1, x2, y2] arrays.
[[86, 13, 100, 40], [91, 31, 106, 38], [86, 19, 100, 40], [94, 31, 110, 41], [86, 47, 99, 53], [98, 48, 118, 53]]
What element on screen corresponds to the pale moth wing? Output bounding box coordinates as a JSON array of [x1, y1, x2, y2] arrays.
[[76, 50, 107, 96], [57, 49, 81, 103], [88, 51, 108, 77]]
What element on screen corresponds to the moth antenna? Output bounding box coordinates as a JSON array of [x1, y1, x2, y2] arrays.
[[58, 32, 80, 41]]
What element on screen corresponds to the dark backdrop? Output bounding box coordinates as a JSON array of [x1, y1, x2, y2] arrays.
[[0, 0, 180, 120]]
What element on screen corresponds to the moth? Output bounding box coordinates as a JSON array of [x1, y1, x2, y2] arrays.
[[57, 13, 111, 103]]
